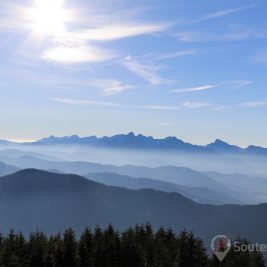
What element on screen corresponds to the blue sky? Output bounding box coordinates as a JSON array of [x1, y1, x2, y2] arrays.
[[0, 0, 266, 146]]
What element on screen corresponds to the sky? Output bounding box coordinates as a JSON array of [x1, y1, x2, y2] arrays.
[[0, 0, 266, 147]]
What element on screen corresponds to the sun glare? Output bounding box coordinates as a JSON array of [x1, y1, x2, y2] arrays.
[[29, 0, 70, 36]]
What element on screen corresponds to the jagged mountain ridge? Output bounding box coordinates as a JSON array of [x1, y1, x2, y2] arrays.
[[36, 133, 267, 155], [1, 133, 266, 155]]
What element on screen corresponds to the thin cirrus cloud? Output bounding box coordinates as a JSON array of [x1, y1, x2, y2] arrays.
[[53, 98, 180, 111], [239, 102, 267, 108], [144, 105, 180, 111], [182, 102, 210, 109], [53, 98, 124, 108], [157, 49, 197, 60], [227, 80, 254, 89], [41, 22, 170, 65], [0, 2, 171, 66], [171, 85, 214, 94], [123, 58, 171, 85], [127, 49, 197, 61], [92, 79, 136, 95], [197, 5, 256, 22], [66, 23, 170, 42], [123, 50, 196, 85], [175, 27, 264, 43], [42, 45, 117, 64], [171, 80, 252, 93], [0, 18, 31, 32], [54, 97, 267, 112], [211, 102, 267, 111], [0, 2, 36, 32]]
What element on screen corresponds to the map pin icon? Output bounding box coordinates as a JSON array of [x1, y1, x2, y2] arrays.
[[211, 235, 231, 262]]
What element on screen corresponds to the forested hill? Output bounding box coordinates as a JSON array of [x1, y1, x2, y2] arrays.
[[1, 169, 267, 247], [0, 226, 265, 267]]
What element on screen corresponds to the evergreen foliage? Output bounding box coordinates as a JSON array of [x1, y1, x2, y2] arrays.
[[0, 225, 265, 267]]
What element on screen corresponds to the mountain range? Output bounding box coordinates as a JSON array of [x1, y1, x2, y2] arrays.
[[1, 169, 267, 248], [0, 160, 241, 205], [1, 133, 267, 155], [1, 156, 267, 205], [85, 172, 242, 205], [0, 133, 266, 252]]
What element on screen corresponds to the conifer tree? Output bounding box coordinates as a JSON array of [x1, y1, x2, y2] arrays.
[[79, 228, 94, 267], [0, 226, 265, 267], [62, 228, 78, 267]]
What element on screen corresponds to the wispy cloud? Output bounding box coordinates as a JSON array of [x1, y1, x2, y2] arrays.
[[227, 80, 254, 89], [0, 3, 34, 32], [0, 2, 171, 66], [65, 23, 169, 42], [92, 79, 136, 95], [0, 18, 30, 32], [210, 105, 230, 111], [151, 101, 266, 111], [182, 102, 210, 109], [122, 50, 196, 85], [53, 98, 124, 107], [144, 105, 180, 110], [175, 27, 265, 43], [54, 97, 267, 112], [239, 102, 267, 108], [171, 85, 214, 94], [175, 31, 209, 42], [43, 21, 170, 65], [53, 97, 180, 111], [211, 101, 267, 111], [197, 5, 256, 22], [218, 28, 265, 41], [123, 57, 171, 85], [43, 45, 116, 64], [129, 49, 197, 62], [157, 49, 197, 60]]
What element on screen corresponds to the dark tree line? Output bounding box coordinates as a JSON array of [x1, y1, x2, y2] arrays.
[[0, 224, 265, 267]]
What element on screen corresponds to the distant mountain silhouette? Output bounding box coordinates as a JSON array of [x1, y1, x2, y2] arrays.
[[245, 145, 267, 155], [85, 172, 242, 205], [0, 156, 226, 189], [204, 171, 267, 204], [38, 133, 208, 152], [206, 139, 243, 153], [35, 133, 267, 155], [1, 155, 267, 204], [0, 139, 12, 144], [1, 133, 266, 155], [0, 149, 62, 162], [1, 169, 267, 246], [0, 162, 19, 176]]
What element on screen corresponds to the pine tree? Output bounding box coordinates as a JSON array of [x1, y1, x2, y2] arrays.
[[79, 228, 94, 267], [120, 227, 146, 267], [62, 228, 78, 267], [28, 231, 47, 267], [53, 233, 64, 267], [102, 224, 120, 267], [177, 230, 208, 267], [0, 226, 265, 267]]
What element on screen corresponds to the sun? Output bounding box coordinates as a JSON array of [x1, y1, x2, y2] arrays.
[[29, 0, 70, 36]]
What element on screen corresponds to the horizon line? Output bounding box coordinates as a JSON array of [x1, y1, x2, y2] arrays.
[[0, 132, 266, 149]]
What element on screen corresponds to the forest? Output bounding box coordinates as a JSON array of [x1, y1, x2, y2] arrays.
[[0, 224, 265, 267]]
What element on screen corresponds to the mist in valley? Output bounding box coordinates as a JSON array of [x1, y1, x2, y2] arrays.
[[0, 142, 267, 205]]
